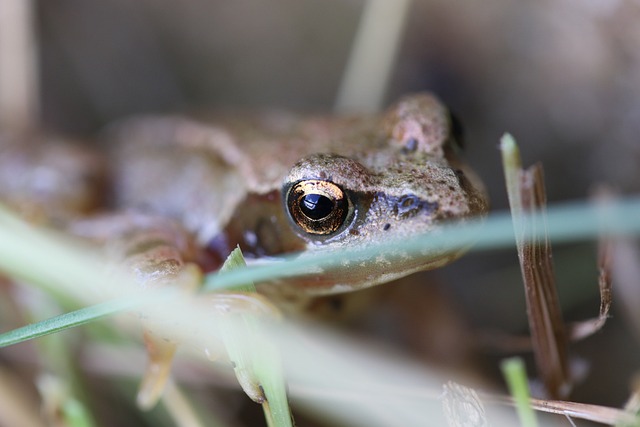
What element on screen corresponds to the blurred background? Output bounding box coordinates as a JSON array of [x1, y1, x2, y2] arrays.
[[36, 0, 640, 200], [3, 0, 640, 424]]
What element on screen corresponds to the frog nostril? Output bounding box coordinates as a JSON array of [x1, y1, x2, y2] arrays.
[[401, 138, 418, 154], [397, 195, 419, 214]]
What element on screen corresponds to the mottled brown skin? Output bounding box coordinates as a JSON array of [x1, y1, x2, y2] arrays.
[[107, 93, 488, 295], [0, 94, 487, 295], [0, 94, 487, 294]]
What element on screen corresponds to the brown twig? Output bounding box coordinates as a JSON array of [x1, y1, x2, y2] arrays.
[[501, 135, 570, 399], [478, 217, 612, 353], [482, 392, 638, 426]]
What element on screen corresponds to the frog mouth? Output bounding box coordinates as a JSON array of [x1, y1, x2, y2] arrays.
[[254, 246, 467, 297]]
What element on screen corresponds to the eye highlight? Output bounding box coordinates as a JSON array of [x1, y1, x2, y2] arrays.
[[286, 180, 349, 235]]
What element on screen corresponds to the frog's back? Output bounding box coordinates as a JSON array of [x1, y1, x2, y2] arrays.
[[108, 93, 485, 252], [108, 111, 376, 245]]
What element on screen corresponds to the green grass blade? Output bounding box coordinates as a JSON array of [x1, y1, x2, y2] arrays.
[[501, 358, 539, 427], [501, 133, 523, 221], [1, 197, 640, 350], [0, 298, 137, 347], [61, 398, 96, 427], [204, 197, 640, 292], [218, 248, 293, 427]]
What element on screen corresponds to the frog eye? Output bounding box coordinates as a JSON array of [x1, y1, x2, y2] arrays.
[[286, 180, 349, 235]]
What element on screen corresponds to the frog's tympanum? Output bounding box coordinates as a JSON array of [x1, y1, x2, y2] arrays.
[[0, 93, 488, 408]]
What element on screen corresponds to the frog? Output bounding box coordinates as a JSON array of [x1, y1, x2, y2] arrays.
[[103, 93, 487, 291], [0, 93, 488, 408]]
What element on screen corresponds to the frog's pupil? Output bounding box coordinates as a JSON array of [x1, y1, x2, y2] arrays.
[[300, 193, 333, 220]]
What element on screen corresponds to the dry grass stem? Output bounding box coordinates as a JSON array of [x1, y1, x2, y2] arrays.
[[334, 0, 411, 113], [568, 237, 612, 340], [484, 394, 638, 425], [512, 162, 570, 398], [0, 0, 39, 131]]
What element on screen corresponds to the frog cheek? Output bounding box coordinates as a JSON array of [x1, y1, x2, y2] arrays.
[[369, 195, 441, 236]]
